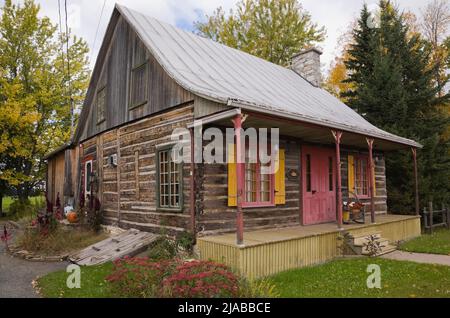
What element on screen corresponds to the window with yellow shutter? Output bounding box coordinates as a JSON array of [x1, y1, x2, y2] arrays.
[[348, 154, 375, 198], [227, 146, 286, 207]]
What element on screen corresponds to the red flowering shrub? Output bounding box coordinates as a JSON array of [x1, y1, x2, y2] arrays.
[[161, 260, 239, 298], [106, 256, 176, 298], [106, 258, 240, 298]]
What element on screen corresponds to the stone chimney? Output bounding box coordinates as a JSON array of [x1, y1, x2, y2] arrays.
[[291, 47, 322, 87]]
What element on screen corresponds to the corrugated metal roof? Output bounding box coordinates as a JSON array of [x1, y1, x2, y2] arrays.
[[116, 4, 421, 148]]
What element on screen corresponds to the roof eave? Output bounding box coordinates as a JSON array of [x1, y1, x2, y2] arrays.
[[43, 142, 73, 160], [227, 99, 423, 149]]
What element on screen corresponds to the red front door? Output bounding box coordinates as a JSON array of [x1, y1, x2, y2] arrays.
[[302, 146, 336, 225]]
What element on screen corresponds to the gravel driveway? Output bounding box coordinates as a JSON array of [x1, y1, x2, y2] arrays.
[[0, 222, 67, 298]]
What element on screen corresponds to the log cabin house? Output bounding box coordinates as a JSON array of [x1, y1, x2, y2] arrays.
[[45, 4, 422, 277]]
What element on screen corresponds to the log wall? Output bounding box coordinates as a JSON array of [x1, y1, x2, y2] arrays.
[[80, 104, 194, 236], [78, 106, 388, 237], [197, 138, 302, 236]]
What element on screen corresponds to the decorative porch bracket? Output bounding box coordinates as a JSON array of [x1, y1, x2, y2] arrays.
[[232, 114, 245, 245], [411, 147, 420, 216], [332, 130, 343, 229], [366, 138, 376, 223]]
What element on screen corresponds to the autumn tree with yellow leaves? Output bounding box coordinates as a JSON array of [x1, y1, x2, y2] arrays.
[[195, 0, 326, 67], [0, 0, 90, 208]]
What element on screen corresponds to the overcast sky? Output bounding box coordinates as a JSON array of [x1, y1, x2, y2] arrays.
[[2, 0, 439, 72]]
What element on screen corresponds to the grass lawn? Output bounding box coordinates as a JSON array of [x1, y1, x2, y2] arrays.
[[399, 229, 450, 255], [269, 258, 450, 298], [37, 258, 450, 298], [37, 263, 114, 298]]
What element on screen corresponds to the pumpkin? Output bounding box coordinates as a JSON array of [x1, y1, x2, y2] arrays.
[[67, 211, 78, 224]]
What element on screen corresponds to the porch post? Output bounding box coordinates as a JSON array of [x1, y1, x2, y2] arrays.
[[332, 130, 343, 229], [366, 138, 376, 223], [412, 148, 420, 216], [233, 114, 244, 245], [189, 128, 196, 235]]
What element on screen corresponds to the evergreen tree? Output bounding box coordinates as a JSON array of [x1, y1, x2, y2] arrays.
[[343, 0, 450, 212]]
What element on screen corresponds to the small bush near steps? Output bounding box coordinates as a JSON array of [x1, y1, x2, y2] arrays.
[[147, 231, 196, 261], [106, 257, 278, 298], [147, 237, 178, 261]]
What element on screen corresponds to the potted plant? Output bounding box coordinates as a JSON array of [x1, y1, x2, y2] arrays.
[[349, 201, 364, 219]]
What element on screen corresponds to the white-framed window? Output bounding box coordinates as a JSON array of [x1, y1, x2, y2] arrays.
[[156, 146, 182, 211]]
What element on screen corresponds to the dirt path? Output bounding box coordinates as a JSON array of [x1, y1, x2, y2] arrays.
[[0, 222, 67, 298], [382, 250, 450, 266]]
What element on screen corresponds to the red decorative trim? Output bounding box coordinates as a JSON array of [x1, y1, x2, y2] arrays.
[[332, 130, 343, 229], [233, 114, 244, 245], [366, 138, 375, 223]]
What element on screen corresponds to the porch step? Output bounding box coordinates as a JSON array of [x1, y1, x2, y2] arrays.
[[344, 231, 397, 257], [362, 244, 397, 256], [358, 239, 389, 254], [352, 232, 382, 246]]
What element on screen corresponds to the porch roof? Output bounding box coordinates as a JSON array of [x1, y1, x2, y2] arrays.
[[196, 108, 413, 151], [116, 4, 421, 150]]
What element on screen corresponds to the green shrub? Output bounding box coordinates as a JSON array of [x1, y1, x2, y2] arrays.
[[9, 199, 43, 220], [147, 237, 178, 260], [176, 231, 195, 254]]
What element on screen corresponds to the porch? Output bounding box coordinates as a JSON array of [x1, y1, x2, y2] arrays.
[[189, 108, 422, 245], [197, 214, 421, 279]]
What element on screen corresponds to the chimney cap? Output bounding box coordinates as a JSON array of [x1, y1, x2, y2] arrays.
[[292, 47, 323, 59]]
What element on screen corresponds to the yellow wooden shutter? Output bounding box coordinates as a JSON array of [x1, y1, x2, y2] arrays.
[[275, 149, 286, 205], [228, 144, 237, 207], [348, 155, 355, 193]]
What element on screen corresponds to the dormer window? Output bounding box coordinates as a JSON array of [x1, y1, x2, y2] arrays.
[[129, 39, 148, 109]]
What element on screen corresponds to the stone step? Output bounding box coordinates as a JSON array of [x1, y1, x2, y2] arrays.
[[352, 233, 382, 246], [362, 244, 397, 256], [358, 239, 390, 252], [353, 239, 389, 254]]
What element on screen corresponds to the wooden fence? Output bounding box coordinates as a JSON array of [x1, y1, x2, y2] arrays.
[[422, 202, 450, 233]]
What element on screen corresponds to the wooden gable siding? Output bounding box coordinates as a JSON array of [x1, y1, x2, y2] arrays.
[[194, 96, 229, 119], [80, 105, 194, 236], [63, 147, 79, 201], [79, 16, 193, 142], [46, 152, 65, 205]]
